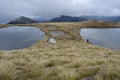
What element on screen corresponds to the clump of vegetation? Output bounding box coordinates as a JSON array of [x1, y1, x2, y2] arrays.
[[0, 22, 120, 80]]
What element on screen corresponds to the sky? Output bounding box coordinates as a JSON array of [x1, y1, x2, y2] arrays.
[[0, 0, 120, 23]]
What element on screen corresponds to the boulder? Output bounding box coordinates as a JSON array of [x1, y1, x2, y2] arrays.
[[48, 38, 56, 44]]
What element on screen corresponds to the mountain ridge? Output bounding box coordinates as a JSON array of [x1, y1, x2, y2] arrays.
[[49, 15, 120, 22], [7, 15, 120, 24], [50, 15, 87, 22]]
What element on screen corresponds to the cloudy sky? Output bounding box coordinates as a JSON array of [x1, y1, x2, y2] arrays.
[[0, 0, 120, 23]]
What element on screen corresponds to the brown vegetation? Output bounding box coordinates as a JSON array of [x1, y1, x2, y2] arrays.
[[0, 21, 120, 80]]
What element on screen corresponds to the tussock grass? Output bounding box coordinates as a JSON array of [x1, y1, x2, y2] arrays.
[[0, 21, 120, 80]]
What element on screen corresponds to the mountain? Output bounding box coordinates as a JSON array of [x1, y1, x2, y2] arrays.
[[50, 15, 87, 22], [50, 15, 120, 22], [83, 16, 120, 22], [7, 16, 38, 24], [7, 15, 120, 24]]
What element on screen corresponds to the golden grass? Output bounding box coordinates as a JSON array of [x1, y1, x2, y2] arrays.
[[0, 21, 120, 80]]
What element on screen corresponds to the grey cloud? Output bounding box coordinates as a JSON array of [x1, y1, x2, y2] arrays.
[[0, 0, 120, 23]]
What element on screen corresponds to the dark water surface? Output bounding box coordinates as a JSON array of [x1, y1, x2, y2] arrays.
[[0, 26, 45, 50], [80, 28, 120, 50], [50, 31, 65, 37]]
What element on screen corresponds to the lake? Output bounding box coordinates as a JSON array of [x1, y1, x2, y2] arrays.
[[80, 28, 120, 50], [0, 26, 45, 50], [50, 31, 70, 38]]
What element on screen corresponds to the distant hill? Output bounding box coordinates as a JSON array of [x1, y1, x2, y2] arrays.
[[7, 16, 38, 24], [49, 15, 120, 22], [83, 16, 120, 22], [7, 15, 120, 24], [50, 15, 87, 22]]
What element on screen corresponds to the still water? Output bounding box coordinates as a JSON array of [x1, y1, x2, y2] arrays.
[[80, 28, 120, 50], [0, 26, 45, 50]]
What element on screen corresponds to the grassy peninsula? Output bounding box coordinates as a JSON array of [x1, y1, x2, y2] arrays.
[[0, 21, 120, 80]]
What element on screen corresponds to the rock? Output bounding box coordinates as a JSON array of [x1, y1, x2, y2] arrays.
[[48, 38, 56, 44]]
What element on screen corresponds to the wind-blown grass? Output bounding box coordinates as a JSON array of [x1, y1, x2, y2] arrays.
[[0, 21, 120, 80]]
